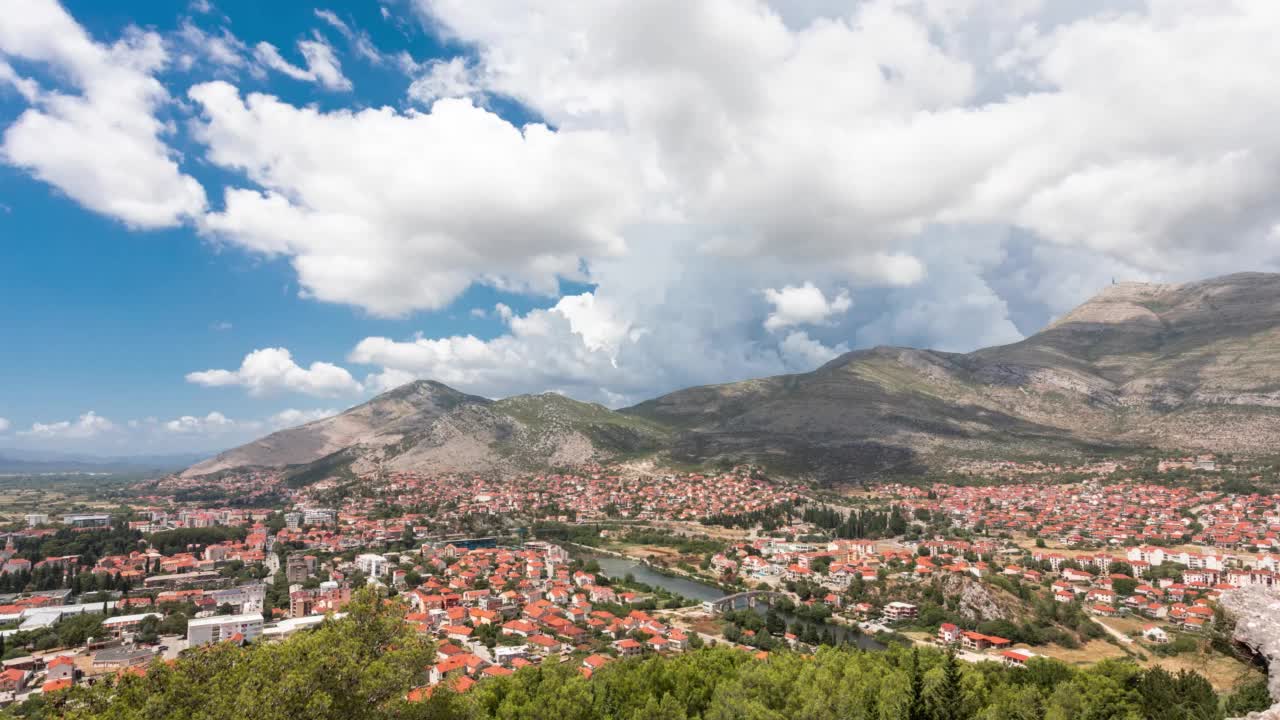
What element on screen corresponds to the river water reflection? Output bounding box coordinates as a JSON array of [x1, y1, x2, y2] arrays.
[[590, 556, 885, 652]]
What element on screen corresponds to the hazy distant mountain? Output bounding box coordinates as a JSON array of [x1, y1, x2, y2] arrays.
[[0, 449, 207, 474], [185, 272, 1280, 483]]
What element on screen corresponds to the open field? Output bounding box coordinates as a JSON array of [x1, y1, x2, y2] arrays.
[[1142, 651, 1262, 692]]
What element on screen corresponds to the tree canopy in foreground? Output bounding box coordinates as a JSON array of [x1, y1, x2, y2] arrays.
[[24, 589, 1266, 720]]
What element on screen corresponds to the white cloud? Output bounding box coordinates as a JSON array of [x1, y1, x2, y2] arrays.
[[186, 347, 364, 397], [189, 82, 635, 316], [415, 0, 1280, 279], [175, 21, 250, 71], [314, 8, 386, 65], [164, 411, 236, 434], [778, 331, 847, 371], [158, 407, 335, 435], [0, 0, 207, 228], [253, 36, 351, 90], [763, 283, 851, 332], [8, 0, 1280, 414], [268, 407, 338, 428], [0, 59, 38, 101], [0, 417, 10, 433], [407, 57, 481, 104], [20, 411, 114, 439]]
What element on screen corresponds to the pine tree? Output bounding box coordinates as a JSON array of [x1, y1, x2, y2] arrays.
[[931, 649, 968, 720], [908, 648, 928, 720]]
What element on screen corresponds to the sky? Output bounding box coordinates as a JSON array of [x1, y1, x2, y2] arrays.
[[2, 0, 1279, 456]]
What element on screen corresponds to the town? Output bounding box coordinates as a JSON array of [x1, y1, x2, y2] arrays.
[[0, 456, 1274, 711]]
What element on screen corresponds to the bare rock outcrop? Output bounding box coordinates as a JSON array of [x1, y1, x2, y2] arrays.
[[1222, 586, 1280, 720]]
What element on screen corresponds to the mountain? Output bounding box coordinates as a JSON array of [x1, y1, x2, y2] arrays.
[[625, 272, 1280, 478], [185, 272, 1280, 483], [0, 449, 207, 474], [181, 380, 671, 480]]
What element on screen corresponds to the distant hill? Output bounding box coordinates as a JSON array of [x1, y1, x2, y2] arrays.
[[185, 272, 1280, 483], [181, 381, 670, 481], [0, 449, 207, 474]]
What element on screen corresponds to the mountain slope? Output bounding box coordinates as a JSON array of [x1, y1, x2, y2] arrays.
[[185, 272, 1280, 483], [182, 382, 670, 479], [623, 272, 1280, 479]]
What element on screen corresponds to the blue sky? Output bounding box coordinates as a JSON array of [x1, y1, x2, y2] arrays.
[[2, 0, 1278, 455]]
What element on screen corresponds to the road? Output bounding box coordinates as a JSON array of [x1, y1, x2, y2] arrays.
[[1094, 619, 1135, 645]]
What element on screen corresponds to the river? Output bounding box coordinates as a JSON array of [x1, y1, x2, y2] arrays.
[[590, 556, 885, 652]]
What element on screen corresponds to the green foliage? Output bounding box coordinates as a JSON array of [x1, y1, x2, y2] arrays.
[[57, 589, 433, 720], [50, 605, 1237, 720], [1222, 677, 1273, 717], [147, 526, 248, 555]]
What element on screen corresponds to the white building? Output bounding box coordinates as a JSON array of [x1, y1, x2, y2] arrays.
[[187, 613, 264, 647], [303, 508, 337, 526], [23, 514, 48, 528], [63, 514, 110, 529], [102, 612, 162, 637], [355, 553, 388, 577], [209, 584, 267, 614]]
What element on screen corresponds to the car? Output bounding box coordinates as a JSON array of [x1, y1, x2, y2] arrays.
[[157, 645, 169, 651]]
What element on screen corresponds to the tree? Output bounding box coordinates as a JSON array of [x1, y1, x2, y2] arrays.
[[930, 650, 968, 720], [136, 616, 160, 645], [63, 588, 434, 720], [908, 648, 928, 720], [1224, 677, 1272, 717]]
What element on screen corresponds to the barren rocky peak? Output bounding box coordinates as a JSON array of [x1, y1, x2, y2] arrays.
[[1048, 272, 1280, 332]]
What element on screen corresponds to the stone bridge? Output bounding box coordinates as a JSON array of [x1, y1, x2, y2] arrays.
[[702, 591, 787, 614]]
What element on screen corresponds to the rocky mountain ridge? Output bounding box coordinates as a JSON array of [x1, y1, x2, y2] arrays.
[[185, 272, 1280, 483]]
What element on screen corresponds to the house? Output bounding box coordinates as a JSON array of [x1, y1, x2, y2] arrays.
[[961, 632, 1010, 652], [526, 634, 561, 654], [614, 638, 643, 657], [1001, 650, 1035, 668], [0, 668, 27, 693], [1142, 626, 1170, 644], [883, 602, 919, 621], [936, 623, 962, 645], [45, 656, 77, 683]]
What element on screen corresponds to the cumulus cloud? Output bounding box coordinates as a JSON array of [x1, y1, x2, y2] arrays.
[[189, 82, 635, 316], [416, 0, 1280, 277], [159, 407, 335, 435], [778, 331, 847, 371], [0, 0, 207, 228], [763, 283, 851, 332], [10, 0, 1280, 414], [20, 411, 114, 439], [164, 411, 236, 434], [186, 347, 364, 397], [407, 58, 482, 104], [268, 407, 339, 428]]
